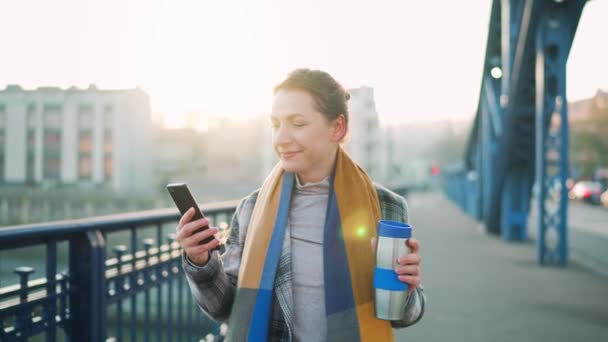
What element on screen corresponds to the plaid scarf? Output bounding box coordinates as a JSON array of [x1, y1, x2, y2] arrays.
[[227, 147, 394, 341]]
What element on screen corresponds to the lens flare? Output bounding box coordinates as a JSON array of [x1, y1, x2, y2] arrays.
[[356, 226, 367, 238]]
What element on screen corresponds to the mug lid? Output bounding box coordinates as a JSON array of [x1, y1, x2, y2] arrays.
[[377, 220, 412, 239]]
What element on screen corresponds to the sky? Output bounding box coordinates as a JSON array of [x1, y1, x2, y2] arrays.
[[1, 0, 606, 128]]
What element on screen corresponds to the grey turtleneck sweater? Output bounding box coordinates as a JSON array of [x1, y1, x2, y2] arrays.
[[290, 175, 330, 342]]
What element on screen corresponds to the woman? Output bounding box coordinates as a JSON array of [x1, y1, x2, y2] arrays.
[[176, 69, 426, 341]]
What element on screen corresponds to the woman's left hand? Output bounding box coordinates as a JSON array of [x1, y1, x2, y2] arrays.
[[371, 237, 422, 294]]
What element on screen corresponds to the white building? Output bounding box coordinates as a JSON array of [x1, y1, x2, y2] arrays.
[[0, 84, 154, 194], [345, 86, 390, 183]]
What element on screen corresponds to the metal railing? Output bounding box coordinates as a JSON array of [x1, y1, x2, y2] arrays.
[[0, 200, 239, 342]]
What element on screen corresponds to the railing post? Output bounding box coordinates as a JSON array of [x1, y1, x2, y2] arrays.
[[14, 267, 35, 341], [113, 245, 128, 342], [68, 230, 107, 342]]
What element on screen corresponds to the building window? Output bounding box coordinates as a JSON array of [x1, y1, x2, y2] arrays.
[[78, 135, 92, 180], [104, 155, 112, 180], [0, 107, 5, 133], [44, 158, 61, 178], [27, 130, 35, 146], [78, 156, 92, 179], [78, 131, 92, 180], [26, 105, 37, 184], [0, 105, 6, 127], [78, 105, 94, 130], [78, 131, 92, 154], [45, 132, 61, 145], [0, 106, 5, 182], [103, 109, 113, 181], [0, 130, 4, 182], [103, 104, 113, 123], [26, 131, 36, 184], [27, 104, 37, 128], [26, 156, 35, 184], [103, 131, 112, 154], [77, 105, 95, 181], [43, 105, 62, 181], [43, 131, 61, 180], [44, 104, 62, 129]]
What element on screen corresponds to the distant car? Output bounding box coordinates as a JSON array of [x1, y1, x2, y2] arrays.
[[601, 190, 608, 209], [569, 181, 602, 204]]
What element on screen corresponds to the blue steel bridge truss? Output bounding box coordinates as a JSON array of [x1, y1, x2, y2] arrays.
[[444, 0, 587, 266]]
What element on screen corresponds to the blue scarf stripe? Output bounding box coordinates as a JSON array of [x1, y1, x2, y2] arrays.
[[259, 172, 294, 289], [247, 172, 294, 340], [323, 174, 357, 315]]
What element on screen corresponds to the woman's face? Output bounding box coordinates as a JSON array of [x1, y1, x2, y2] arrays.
[[270, 89, 342, 179]]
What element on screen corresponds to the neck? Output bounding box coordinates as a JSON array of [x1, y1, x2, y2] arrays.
[[296, 147, 338, 184]]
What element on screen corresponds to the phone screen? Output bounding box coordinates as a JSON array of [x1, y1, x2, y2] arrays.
[[166, 183, 217, 248]]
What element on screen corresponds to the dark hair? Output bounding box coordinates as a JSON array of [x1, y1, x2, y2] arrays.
[[274, 68, 350, 140]]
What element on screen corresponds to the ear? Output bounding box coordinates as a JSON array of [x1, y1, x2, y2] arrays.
[[330, 115, 347, 143]]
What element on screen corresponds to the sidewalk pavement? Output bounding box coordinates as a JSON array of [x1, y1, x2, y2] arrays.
[[394, 192, 608, 342]]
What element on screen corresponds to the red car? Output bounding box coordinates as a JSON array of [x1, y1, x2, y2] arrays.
[[569, 181, 603, 204]]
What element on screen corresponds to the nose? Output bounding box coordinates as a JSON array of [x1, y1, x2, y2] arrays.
[[273, 124, 292, 147]]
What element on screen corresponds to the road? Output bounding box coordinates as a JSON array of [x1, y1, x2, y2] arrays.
[[569, 201, 608, 237]]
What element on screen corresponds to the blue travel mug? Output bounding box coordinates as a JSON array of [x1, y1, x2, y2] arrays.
[[373, 220, 412, 320]]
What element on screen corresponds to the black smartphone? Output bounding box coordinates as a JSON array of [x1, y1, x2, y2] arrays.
[[166, 183, 219, 250]]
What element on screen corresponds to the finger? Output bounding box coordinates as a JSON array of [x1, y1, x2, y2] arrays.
[[370, 237, 377, 253], [190, 238, 221, 254], [183, 227, 218, 248], [395, 265, 420, 276], [181, 218, 210, 237], [176, 218, 208, 243], [177, 222, 214, 247], [397, 275, 420, 288], [177, 207, 195, 228], [398, 253, 421, 266], [406, 238, 420, 253]]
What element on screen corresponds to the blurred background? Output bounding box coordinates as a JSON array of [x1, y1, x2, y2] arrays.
[[0, 1, 607, 341], [0, 0, 606, 225]]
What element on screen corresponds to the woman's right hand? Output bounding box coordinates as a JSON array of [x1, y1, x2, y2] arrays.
[[176, 207, 221, 267]]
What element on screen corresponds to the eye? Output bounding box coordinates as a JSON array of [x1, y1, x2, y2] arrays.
[[293, 122, 307, 127]]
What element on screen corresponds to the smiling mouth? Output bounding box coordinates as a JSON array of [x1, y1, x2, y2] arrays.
[[280, 151, 300, 158]]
